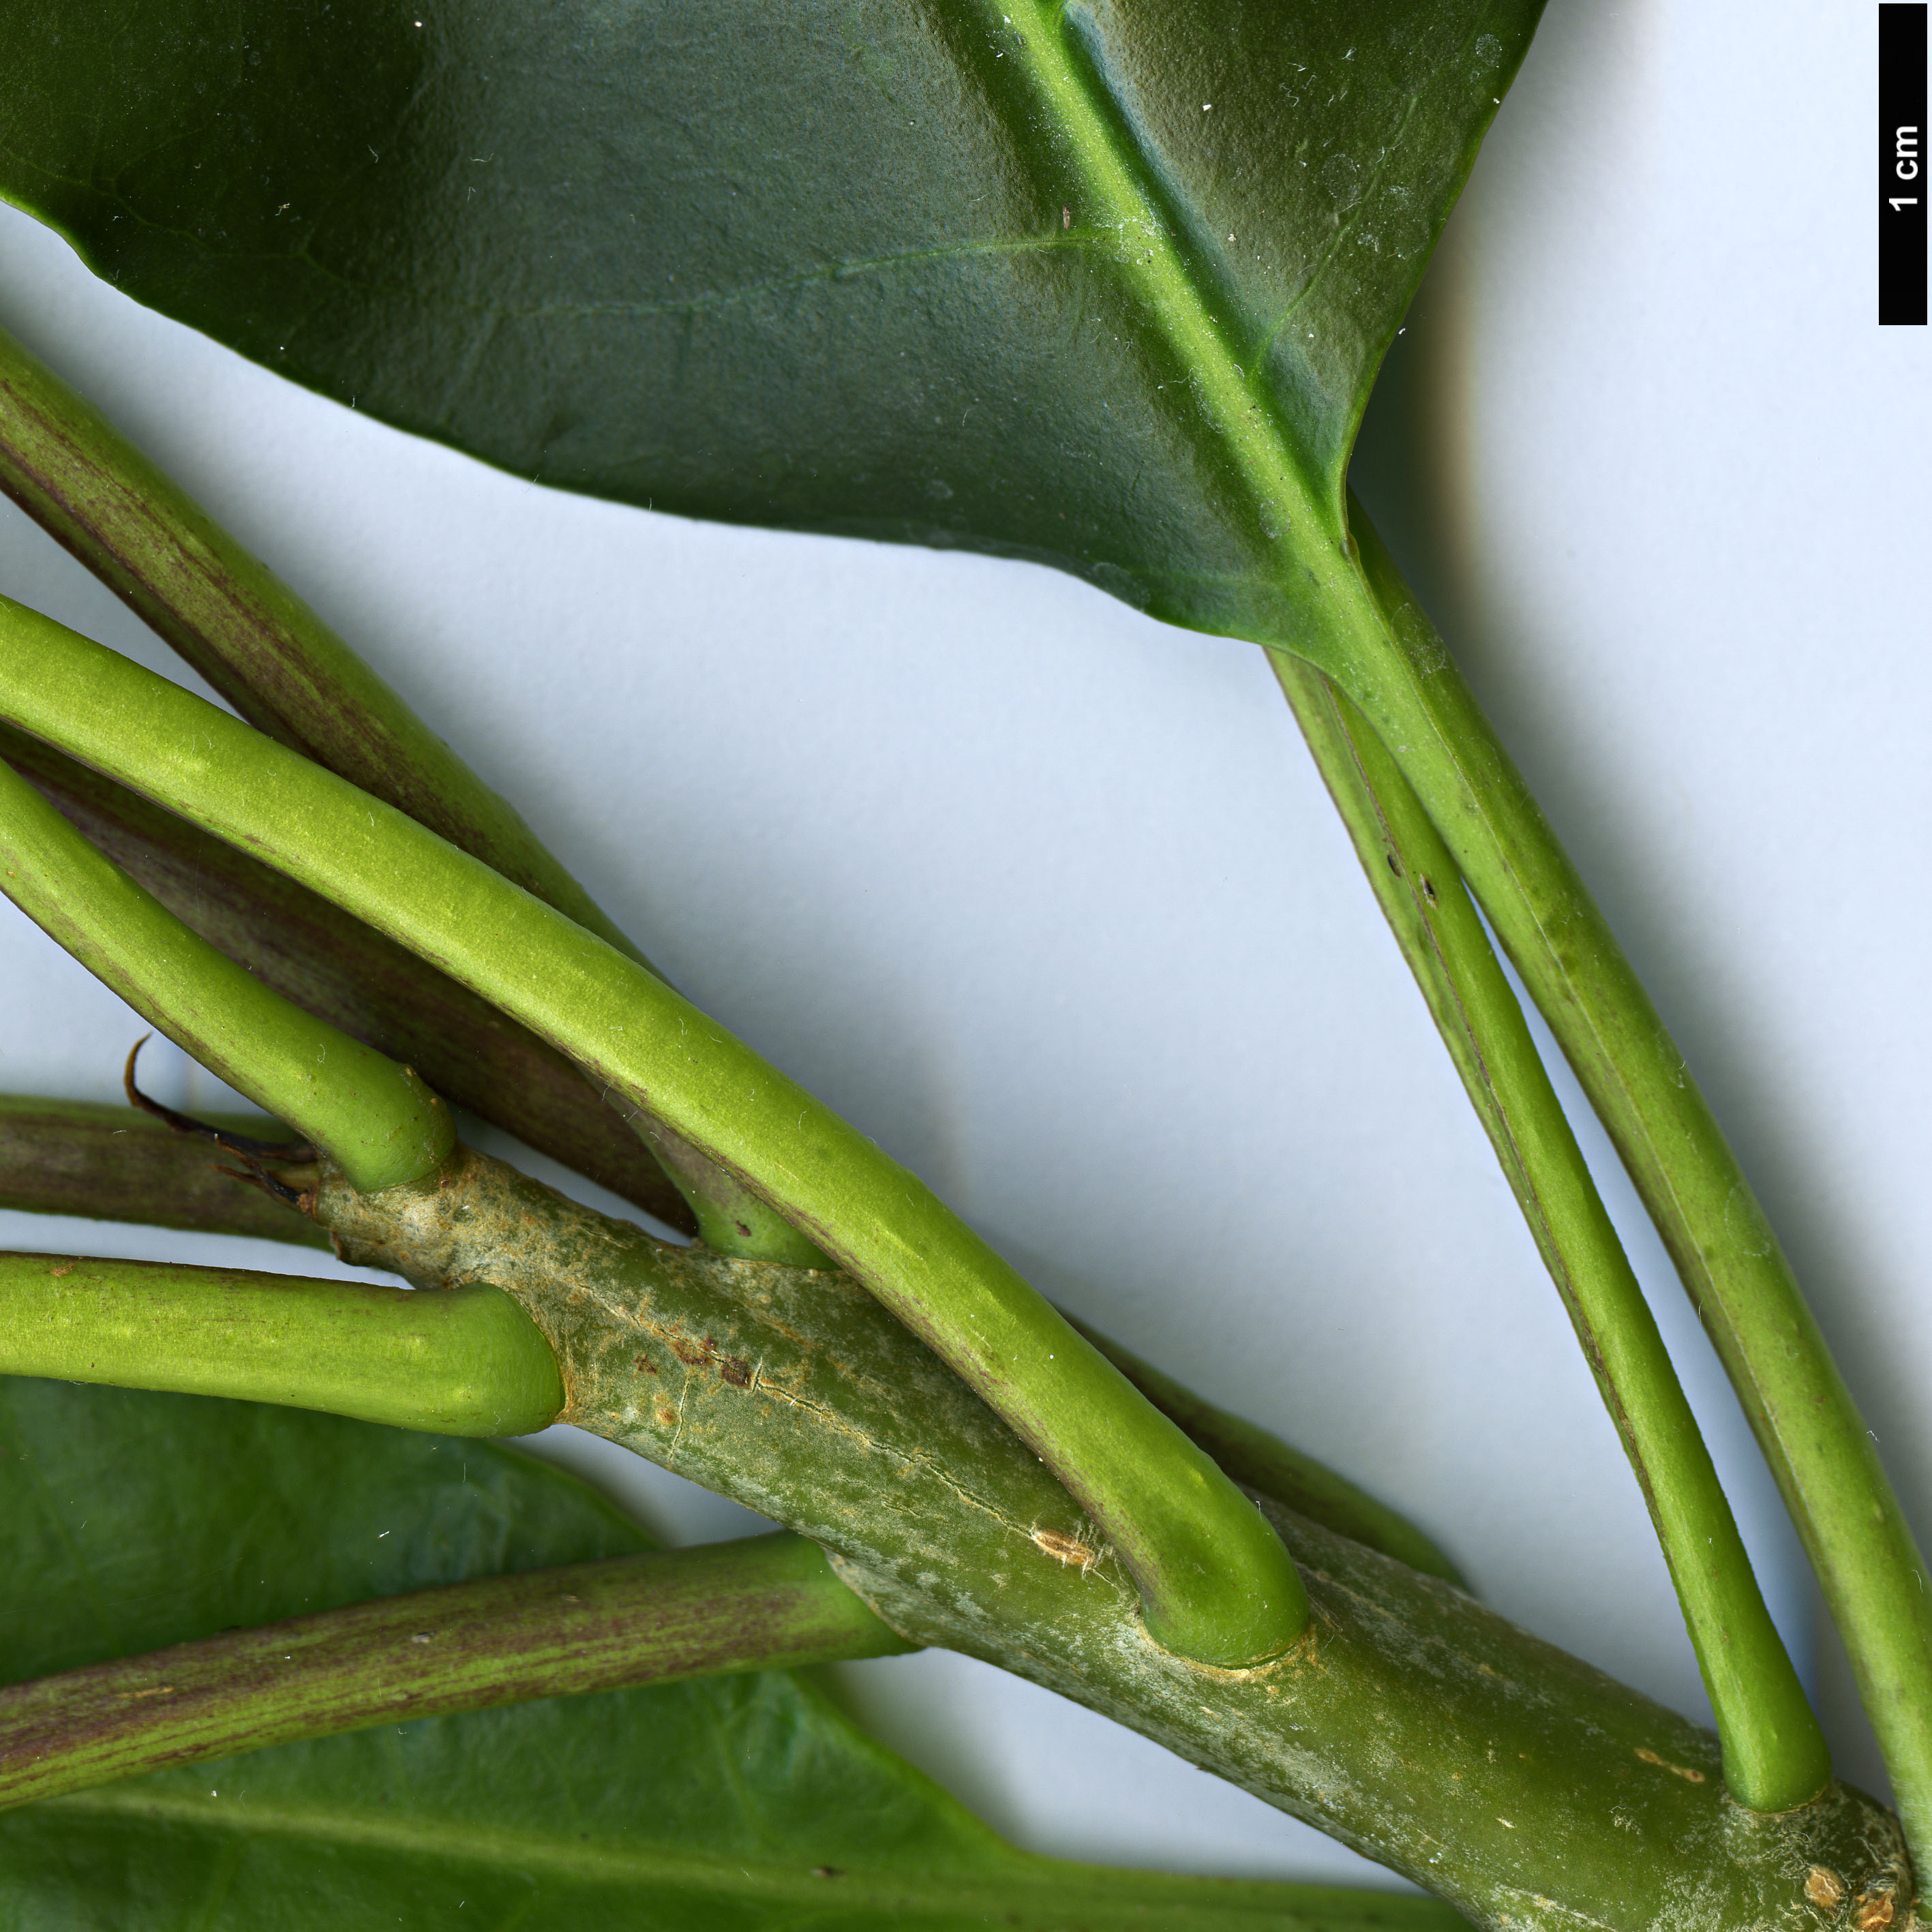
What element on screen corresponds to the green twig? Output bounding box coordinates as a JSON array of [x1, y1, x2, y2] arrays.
[[0, 1085, 1464, 1587], [0, 601, 1305, 1670], [1270, 656, 1829, 1812], [310, 1142, 1912, 1932], [0, 1145, 1907, 1924], [0, 1250, 562, 1435], [0, 1533, 910, 1811]]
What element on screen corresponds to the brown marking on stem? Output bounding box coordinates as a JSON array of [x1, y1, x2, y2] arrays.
[[665, 1331, 752, 1387], [1633, 1746, 1706, 1783], [1031, 1527, 1102, 1573], [1854, 1889, 1896, 1931], [1806, 1867, 1846, 1910]]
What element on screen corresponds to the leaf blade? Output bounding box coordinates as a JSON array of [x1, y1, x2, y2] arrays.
[[0, 1378, 1466, 1931], [0, 0, 1541, 632]]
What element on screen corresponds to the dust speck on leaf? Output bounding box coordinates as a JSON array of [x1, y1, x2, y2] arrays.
[[1319, 153, 1361, 207]]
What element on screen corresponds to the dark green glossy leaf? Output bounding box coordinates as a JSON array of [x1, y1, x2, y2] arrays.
[[0, 0, 1539, 642], [0, 1379, 633, 1686], [0, 1380, 1465, 1931]]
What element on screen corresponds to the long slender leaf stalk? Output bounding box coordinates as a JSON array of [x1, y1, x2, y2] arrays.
[[0, 754, 453, 1194], [0, 601, 1307, 1670], [0, 1250, 562, 1434], [1269, 658, 1829, 1811], [1305, 509, 1932, 1860], [0, 322, 637, 963], [0, 1093, 330, 1247], [0, 719, 693, 1230], [0, 1533, 911, 1811], [0, 1374, 1449, 1932], [0, 324, 820, 1267]]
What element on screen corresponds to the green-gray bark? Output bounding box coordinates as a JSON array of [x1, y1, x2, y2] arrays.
[[310, 1147, 1912, 1932], [0, 1096, 1461, 1588]]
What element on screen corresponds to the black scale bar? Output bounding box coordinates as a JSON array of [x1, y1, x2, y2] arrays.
[[1881, 4, 1927, 324]]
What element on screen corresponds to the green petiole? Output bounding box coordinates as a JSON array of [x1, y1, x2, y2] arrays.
[[0, 599, 1306, 1670], [1062, 1312, 1468, 1588], [0, 719, 693, 1230], [0, 753, 452, 1194], [1298, 508, 1932, 1858], [0, 322, 638, 964], [0, 1251, 562, 1435], [0, 1533, 911, 1812], [1273, 652, 1829, 1813]]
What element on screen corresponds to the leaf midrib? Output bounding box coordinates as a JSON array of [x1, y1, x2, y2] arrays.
[[34, 1784, 1370, 1925], [40, 1785, 987, 1901], [992, 0, 1344, 546]]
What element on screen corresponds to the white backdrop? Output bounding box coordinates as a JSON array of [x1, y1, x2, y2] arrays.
[[0, 0, 1925, 1890]]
